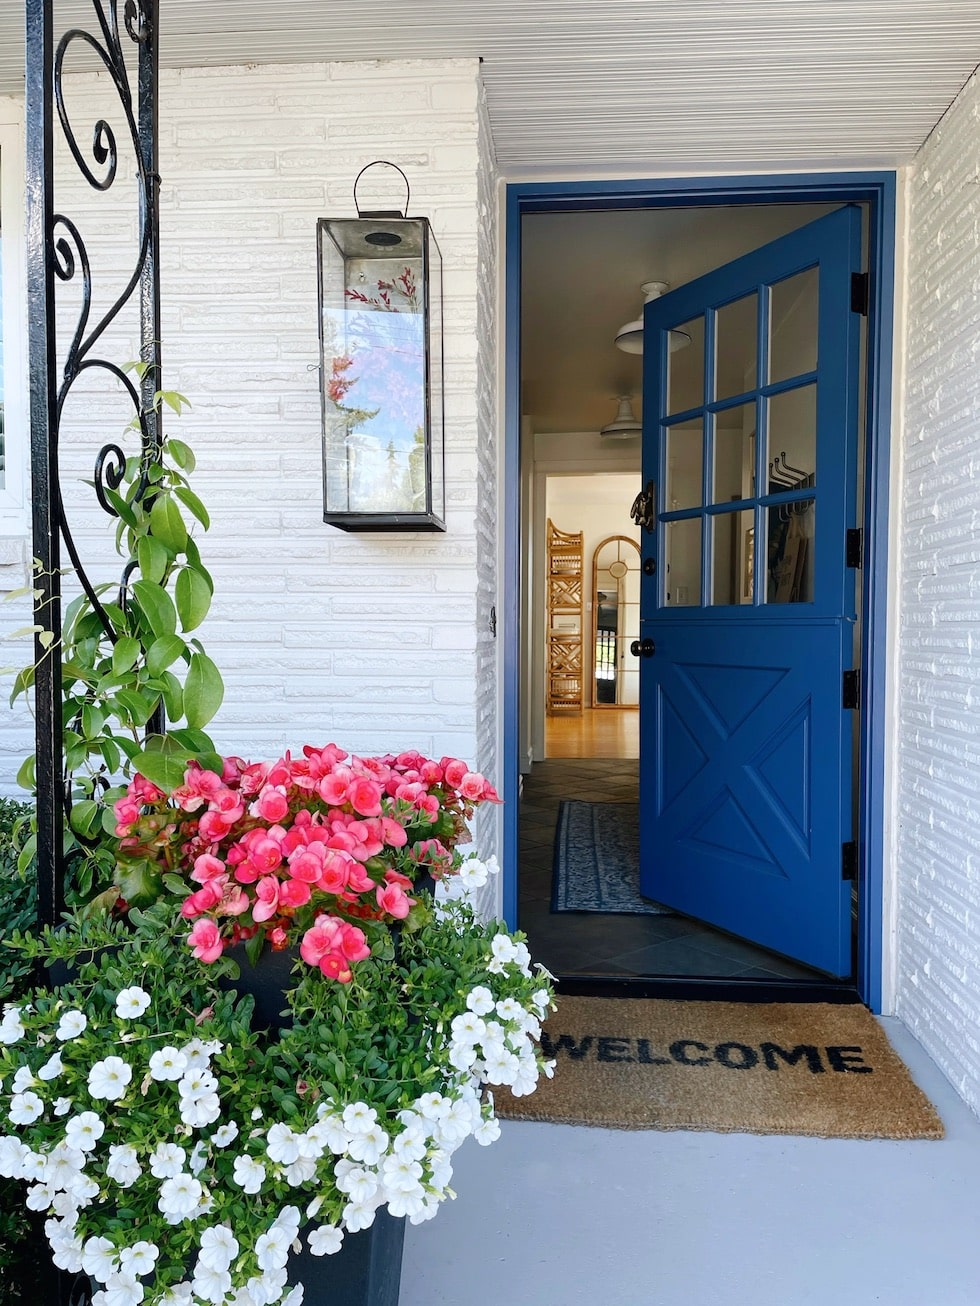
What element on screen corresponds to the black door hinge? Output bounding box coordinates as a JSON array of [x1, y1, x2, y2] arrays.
[[842, 841, 858, 881], [851, 271, 869, 316], [846, 528, 863, 568], [843, 669, 860, 710]]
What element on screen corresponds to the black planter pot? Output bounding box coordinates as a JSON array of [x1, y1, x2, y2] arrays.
[[288, 1209, 406, 1306]]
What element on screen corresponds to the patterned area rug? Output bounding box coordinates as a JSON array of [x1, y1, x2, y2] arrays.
[[550, 800, 669, 915]]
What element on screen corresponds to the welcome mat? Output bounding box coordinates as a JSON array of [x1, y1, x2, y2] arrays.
[[497, 997, 944, 1140], [551, 800, 669, 915]]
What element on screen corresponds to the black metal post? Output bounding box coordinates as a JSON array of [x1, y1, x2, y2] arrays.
[[26, 0, 64, 929], [24, 0, 165, 935]]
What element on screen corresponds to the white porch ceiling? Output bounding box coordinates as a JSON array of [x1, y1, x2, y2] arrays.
[[1, 1, 980, 172]]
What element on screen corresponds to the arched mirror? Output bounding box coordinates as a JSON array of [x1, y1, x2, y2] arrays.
[[591, 535, 641, 708]]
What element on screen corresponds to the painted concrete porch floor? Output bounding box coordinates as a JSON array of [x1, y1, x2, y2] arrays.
[[400, 1018, 980, 1306]]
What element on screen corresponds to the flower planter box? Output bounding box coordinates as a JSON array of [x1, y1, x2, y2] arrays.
[[288, 1208, 405, 1306]]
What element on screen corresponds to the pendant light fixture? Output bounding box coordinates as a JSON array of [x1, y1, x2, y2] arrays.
[[600, 395, 642, 439], [614, 281, 691, 355]]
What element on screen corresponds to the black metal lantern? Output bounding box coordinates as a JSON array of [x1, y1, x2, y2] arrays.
[[317, 162, 445, 532]]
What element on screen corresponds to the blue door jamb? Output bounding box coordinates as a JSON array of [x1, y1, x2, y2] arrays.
[[501, 171, 896, 1013]]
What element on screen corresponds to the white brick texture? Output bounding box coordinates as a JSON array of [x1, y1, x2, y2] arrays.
[[0, 60, 502, 866], [900, 72, 980, 1117]]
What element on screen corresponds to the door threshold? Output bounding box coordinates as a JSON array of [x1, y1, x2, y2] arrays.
[[555, 974, 863, 1004]]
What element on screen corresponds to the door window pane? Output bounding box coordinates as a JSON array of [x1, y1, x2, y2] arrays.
[[767, 502, 815, 604], [712, 508, 755, 605], [667, 314, 704, 414], [715, 293, 757, 400], [767, 384, 816, 492], [712, 402, 755, 504], [769, 266, 818, 385], [665, 518, 701, 607], [665, 418, 702, 511]]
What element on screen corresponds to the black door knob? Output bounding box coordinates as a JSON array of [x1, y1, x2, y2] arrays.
[[630, 637, 656, 658]]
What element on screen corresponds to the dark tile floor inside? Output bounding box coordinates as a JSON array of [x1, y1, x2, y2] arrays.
[[518, 758, 821, 981]]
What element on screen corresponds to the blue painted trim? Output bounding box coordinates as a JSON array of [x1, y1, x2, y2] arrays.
[[501, 172, 896, 1012], [502, 185, 522, 929]]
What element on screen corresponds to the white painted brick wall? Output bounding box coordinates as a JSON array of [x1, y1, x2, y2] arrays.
[[900, 70, 980, 1117], [0, 60, 503, 869]]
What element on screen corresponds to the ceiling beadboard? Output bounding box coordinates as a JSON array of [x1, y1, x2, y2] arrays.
[[2, 1, 980, 170]]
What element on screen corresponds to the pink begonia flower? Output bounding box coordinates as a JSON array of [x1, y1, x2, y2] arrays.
[[255, 786, 289, 822], [191, 854, 226, 885], [442, 758, 469, 788], [252, 876, 280, 922], [180, 880, 225, 919], [417, 794, 440, 818], [348, 777, 383, 817], [376, 883, 412, 919], [380, 817, 408, 848], [420, 761, 444, 785], [220, 885, 250, 916], [211, 789, 245, 823], [300, 916, 344, 967], [222, 755, 248, 783], [345, 861, 375, 894], [199, 810, 232, 842], [113, 797, 141, 826], [279, 879, 311, 909], [268, 926, 289, 949], [238, 761, 271, 795], [188, 919, 224, 963], [459, 772, 486, 802], [318, 852, 354, 894], [289, 846, 327, 884], [317, 771, 351, 806]]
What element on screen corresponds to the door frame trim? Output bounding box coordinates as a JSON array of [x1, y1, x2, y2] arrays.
[[501, 171, 897, 1012]]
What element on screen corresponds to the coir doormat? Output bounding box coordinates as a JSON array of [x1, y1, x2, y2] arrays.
[[497, 997, 944, 1139]]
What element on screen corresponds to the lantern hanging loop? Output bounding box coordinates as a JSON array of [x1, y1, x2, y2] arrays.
[[353, 160, 411, 218]]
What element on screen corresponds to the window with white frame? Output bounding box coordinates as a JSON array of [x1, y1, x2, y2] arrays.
[[0, 106, 27, 527]]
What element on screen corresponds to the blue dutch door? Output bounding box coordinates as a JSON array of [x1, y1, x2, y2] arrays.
[[636, 206, 862, 976]]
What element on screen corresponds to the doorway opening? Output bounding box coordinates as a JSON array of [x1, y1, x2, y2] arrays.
[[511, 189, 888, 1000]]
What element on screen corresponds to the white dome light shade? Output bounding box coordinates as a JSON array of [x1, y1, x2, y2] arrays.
[[615, 281, 691, 355], [600, 395, 642, 439]]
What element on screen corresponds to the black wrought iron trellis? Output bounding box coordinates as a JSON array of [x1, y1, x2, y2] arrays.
[[25, 0, 164, 931]]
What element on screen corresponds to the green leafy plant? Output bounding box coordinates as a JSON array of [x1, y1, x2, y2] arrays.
[[4, 388, 224, 899]]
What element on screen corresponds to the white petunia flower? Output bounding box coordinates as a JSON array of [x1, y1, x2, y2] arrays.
[[105, 1145, 141, 1188], [189, 1141, 208, 1175], [309, 1111, 348, 1154], [465, 986, 495, 1017], [416, 1092, 449, 1122], [282, 1287, 305, 1306], [8, 1091, 44, 1125], [42, 1141, 86, 1189], [192, 1262, 232, 1305], [381, 1154, 424, 1194], [283, 1156, 318, 1186], [53, 1097, 73, 1117], [157, 1174, 203, 1220], [335, 1166, 378, 1204], [0, 1007, 25, 1045], [88, 1057, 133, 1102], [11, 1065, 36, 1094], [180, 1038, 221, 1071], [47, 1220, 84, 1272], [118, 1241, 158, 1278], [65, 1111, 106, 1153], [149, 1143, 186, 1179], [148, 1047, 188, 1082], [265, 1123, 301, 1165], [448, 1041, 478, 1072], [346, 1123, 388, 1166], [198, 1224, 239, 1273], [341, 1102, 377, 1135], [474, 1116, 502, 1146], [386, 1187, 427, 1220], [82, 1234, 118, 1280], [95, 1270, 145, 1306], [0, 1135, 29, 1178], [56, 1009, 87, 1041], [483, 1048, 521, 1085], [342, 1199, 378, 1233], [451, 1011, 487, 1043], [178, 1068, 218, 1101], [231, 1154, 266, 1194], [308, 1224, 344, 1257], [210, 1122, 239, 1148], [38, 1052, 65, 1081], [254, 1225, 291, 1273], [115, 987, 151, 1020], [178, 1093, 221, 1129], [509, 1053, 541, 1097]]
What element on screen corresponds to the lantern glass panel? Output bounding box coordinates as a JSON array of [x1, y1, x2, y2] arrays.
[[318, 216, 445, 531]]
